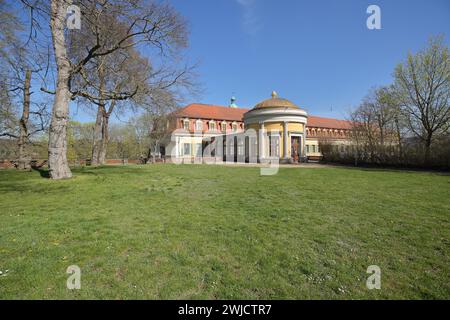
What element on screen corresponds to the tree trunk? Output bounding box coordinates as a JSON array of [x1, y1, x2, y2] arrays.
[[98, 98, 117, 165], [394, 117, 403, 163], [98, 114, 109, 165], [152, 143, 157, 163], [146, 145, 152, 164], [424, 134, 432, 165], [91, 59, 107, 166], [91, 106, 103, 165], [48, 0, 72, 179], [18, 70, 32, 170]]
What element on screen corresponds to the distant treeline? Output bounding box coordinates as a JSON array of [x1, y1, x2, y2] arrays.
[[320, 37, 449, 170]]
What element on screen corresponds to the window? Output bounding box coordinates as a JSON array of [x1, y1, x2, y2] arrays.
[[317, 145, 320, 153], [195, 120, 203, 131], [209, 121, 216, 131], [183, 143, 191, 156], [183, 119, 189, 131], [221, 122, 227, 132], [269, 135, 280, 157], [237, 138, 244, 156], [306, 145, 310, 153], [312, 145, 316, 153], [232, 122, 238, 132]]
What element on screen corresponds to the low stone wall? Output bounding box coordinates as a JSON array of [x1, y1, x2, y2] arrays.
[[104, 159, 143, 165], [1, 159, 48, 169], [0, 160, 15, 169], [77, 159, 143, 165], [0, 158, 152, 169]]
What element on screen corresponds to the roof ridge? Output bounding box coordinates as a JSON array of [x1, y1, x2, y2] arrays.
[[309, 115, 350, 122], [185, 103, 250, 110], [175, 103, 351, 129]]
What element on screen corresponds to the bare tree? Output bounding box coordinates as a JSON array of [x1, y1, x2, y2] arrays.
[[73, 49, 151, 165], [66, 6, 193, 166], [0, 78, 18, 139], [41, 0, 191, 178], [1, 1, 50, 169], [348, 86, 403, 165], [394, 36, 450, 164], [45, 0, 76, 178]]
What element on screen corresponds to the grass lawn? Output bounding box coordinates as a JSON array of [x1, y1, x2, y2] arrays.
[[0, 164, 449, 299]]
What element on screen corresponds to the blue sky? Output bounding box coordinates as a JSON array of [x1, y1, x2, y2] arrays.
[[168, 0, 450, 119], [13, 0, 448, 122]]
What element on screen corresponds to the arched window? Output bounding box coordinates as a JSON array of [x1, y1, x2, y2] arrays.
[[209, 120, 216, 131], [221, 121, 227, 132], [195, 120, 203, 131], [183, 119, 190, 131]]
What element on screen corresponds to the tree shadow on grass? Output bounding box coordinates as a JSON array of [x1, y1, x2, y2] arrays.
[[29, 165, 141, 179], [321, 162, 450, 176], [75, 165, 150, 176], [31, 166, 50, 178], [354, 167, 450, 176]]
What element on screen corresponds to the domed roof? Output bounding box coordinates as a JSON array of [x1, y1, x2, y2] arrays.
[[252, 91, 299, 110]]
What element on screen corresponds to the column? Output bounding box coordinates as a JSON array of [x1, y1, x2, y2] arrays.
[[302, 126, 306, 161], [283, 121, 289, 159], [259, 122, 265, 161]]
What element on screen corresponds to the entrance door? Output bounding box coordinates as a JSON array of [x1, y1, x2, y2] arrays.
[[291, 136, 300, 162]]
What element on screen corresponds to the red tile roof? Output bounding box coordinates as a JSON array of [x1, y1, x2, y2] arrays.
[[173, 104, 248, 122], [173, 104, 352, 129], [307, 116, 352, 130]]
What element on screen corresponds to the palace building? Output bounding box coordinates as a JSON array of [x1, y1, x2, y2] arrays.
[[162, 92, 352, 163]]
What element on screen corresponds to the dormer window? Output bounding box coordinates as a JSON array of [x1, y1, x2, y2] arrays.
[[209, 121, 216, 131], [195, 120, 203, 131], [183, 119, 190, 131]]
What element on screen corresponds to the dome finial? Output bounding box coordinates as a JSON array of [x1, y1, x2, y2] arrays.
[[229, 95, 238, 108], [271, 91, 277, 98]]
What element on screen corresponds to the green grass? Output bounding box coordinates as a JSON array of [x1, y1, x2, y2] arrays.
[[0, 164, 449, 299]]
